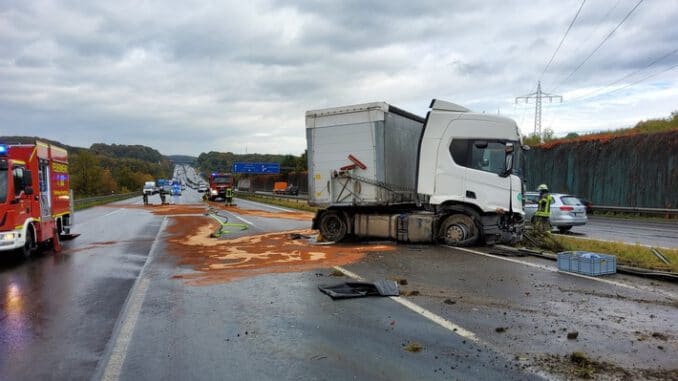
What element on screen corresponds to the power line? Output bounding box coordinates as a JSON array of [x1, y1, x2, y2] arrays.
[[551, 0, 645, 93], [568, 47, 678, 102], [541, 0, 587, 80], [590, 61, 678, 98]]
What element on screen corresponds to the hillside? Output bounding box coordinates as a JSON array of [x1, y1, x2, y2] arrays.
[[197, 151, 306, 175], [0, 136, 174, 196]]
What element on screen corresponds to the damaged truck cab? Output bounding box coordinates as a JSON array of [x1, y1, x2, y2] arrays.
[[306, 99, 525, 246]]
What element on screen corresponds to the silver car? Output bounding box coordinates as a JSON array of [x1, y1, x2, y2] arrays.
[[523, 192, 588, 232]]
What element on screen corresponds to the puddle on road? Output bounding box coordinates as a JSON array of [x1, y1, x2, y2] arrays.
[[165, 216, 394, 285]]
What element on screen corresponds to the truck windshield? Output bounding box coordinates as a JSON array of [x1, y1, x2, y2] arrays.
[[0, 169, 6, 203], [213, 176, 232, 184]]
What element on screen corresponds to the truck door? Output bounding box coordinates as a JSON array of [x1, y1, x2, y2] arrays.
[[39, 159, 51, 219]]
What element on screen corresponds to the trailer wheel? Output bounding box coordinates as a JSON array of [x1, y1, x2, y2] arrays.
[[439, 214, 479, 247], [318, 211, 347, 242]]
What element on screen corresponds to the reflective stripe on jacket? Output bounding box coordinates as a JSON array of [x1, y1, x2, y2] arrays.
[[535, 194, 554, 217]]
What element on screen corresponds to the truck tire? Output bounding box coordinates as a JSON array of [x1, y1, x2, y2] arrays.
[[19, 228, 36, 259], [557, 226, 572, 233], [439, 213, 479, 247], [319, 211, 347, 242]]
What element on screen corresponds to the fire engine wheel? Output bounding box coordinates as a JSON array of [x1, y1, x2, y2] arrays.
[[439, 213, 479, 247], [319, 211, 347, 242], [19, 228, 36, 259]]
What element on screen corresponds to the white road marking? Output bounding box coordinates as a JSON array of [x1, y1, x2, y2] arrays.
[[102, 209, 123, 217], [99, 217, 168, 381], [450, 246, 677, 300], [221, 209, 255, 227], [236, 197, 295, 212], [333, 266, 483, 345]]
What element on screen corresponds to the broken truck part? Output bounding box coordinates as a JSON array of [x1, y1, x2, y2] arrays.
[[306, 99, 526, 246], [0, 141, 75, 257]]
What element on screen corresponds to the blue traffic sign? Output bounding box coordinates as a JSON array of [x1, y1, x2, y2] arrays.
[[232, 162, 280, 174]]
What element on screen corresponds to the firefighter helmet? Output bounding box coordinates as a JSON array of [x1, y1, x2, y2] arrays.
[[537, 184, 549, 192]]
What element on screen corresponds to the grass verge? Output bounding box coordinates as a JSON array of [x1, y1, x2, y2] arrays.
[[235, 193, 319, 213], [547, 235, 678, 273]]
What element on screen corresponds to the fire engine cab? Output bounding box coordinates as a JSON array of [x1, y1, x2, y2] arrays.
[[0, 141, 74, 257]]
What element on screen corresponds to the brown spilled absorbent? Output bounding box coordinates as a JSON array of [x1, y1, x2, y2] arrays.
[[166, 216, 394, 285], [101, 203, 207, 216], [208, 203, 314, 221]]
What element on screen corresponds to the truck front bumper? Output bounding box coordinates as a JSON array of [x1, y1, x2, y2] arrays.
[[0, 229, 25, 251]]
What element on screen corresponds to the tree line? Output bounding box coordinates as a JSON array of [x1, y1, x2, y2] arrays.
[[70, 143, 174, 196]]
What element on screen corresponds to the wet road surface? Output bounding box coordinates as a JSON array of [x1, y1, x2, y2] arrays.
[[569, 216, 678, 248], [1, 176, 677, 380]]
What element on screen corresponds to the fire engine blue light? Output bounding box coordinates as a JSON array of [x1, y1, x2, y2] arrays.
[[0, 145, 6, 155]]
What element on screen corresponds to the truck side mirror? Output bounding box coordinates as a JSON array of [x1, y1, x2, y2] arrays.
[[501, 143, 514, 177]]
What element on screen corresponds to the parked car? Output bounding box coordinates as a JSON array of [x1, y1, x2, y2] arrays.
[[284, 184, 299, 195], [197, 184, 208, 193], [523, 192, 588, 232]]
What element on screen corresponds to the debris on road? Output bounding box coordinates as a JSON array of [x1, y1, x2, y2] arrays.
[[566, 331, 579, 340], [403, 342, 423, 353], [495, 327, 507, 333], [166, 217, 394, 285], [401, 290, 420, 297], [329, 269, 345, 277], [318, 280, 399, 299]]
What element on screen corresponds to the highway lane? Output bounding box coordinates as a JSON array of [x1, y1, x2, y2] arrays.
[[1, 172, 676, 380], [567, 216, 678, 248], [95, 192, 538, 381]]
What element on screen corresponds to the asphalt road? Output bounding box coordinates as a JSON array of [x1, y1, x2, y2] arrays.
[[567, 216, 678, 248], [1, 171, 676, 380]]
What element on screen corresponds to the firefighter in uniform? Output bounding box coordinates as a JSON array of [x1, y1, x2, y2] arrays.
[[225, 187, 234, 206], [534, 184, 554, 233]]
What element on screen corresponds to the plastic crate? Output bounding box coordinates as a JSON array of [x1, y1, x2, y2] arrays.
[[557, 251, 616, 276]]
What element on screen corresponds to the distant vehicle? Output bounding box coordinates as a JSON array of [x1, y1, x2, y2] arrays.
[[284, 184, 299, 195], [143, 181, 156, 195], [273, 181, 288, 194], [198, 184, 208, 193], [171, 182, 182, 196], [523, 192, 588, 232], [208, 173, 234, 201]]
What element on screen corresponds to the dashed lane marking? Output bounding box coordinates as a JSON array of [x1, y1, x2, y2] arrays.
[[333, 266, 482, 345], [98, 217, 168, 381]]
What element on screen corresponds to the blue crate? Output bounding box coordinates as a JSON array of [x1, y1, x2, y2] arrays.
[[557, 251, 616, 276]]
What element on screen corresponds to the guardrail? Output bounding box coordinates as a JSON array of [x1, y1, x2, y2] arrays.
[[74, 191, 142, 208], [592, 205, 678, 216]]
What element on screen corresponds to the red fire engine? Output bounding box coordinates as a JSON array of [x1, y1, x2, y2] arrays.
[[208, 172, 234, 201], [0, 141, 74, 257]]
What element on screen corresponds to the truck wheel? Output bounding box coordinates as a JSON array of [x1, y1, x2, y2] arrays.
[[19, 228, 36, 259], [557, 226, 572, 233], [439, 214, 479, 247], [319, 211, 347, 242]]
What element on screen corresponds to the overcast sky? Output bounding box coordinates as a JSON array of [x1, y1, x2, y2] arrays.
[[1, 0, 676, 156]]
